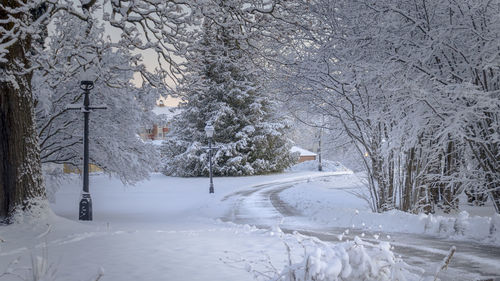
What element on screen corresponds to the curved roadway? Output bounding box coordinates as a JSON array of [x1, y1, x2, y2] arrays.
[[221, 175, 500, 281]]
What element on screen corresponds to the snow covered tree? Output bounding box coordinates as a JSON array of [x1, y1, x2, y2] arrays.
[[269, 0, 500, 214], [34, 11, 160, 188], [0, 0, 198, 222], [354, 0, 500, 213], [0, 0, 46, 221], [162, 3, 296, 177]]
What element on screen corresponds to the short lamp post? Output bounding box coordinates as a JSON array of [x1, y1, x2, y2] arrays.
[[317, 127, 323, 172], [317, 114, 325, 172], [205, 122, 215, 194]]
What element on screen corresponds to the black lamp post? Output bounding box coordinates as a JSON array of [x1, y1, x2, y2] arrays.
[[205, 122, 215, 194], [317, 126, 323, 172], [317, 114, 325, 172], [80, 81, 92, 220], [67, 80, 106, 220]]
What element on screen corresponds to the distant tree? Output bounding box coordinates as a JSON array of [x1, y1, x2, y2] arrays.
[[271, 0, 500, 214], [162, 6, 296, 177]]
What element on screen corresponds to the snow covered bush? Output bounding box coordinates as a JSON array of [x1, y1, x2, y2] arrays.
[[238, 230, 421, 281], [278, 236, 418, 281], [162, 4, 296, 177]]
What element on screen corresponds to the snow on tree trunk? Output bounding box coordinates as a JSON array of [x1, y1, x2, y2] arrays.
[[0, 0, 46, 222]]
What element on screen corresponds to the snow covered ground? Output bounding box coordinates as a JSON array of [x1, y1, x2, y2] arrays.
[[0, 173, 304, 281], [279, 172, 500, 245], [0, 162, 498, 281]]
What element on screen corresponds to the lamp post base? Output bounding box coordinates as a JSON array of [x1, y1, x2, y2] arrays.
[[209, 184, 214, 194], [79, 193, 93, 221]]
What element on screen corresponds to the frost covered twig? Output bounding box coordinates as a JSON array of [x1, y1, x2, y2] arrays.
[[89, 267, 105, 281], [30, 245, 57, 281], [0, 257, 23, 280], [220, 251, 277, 280], [433, 246, 456, 281]]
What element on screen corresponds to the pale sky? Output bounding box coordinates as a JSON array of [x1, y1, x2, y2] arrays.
[[49, 1, 182, 107]]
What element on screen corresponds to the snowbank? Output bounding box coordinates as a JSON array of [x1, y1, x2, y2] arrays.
[[279, 177, 500, 245], [287, 160, 353, 174], [274, 231, 422, 281], [420, 211, 500, 243], [222, 224, 423, 281], [290, 146, 317, 157]]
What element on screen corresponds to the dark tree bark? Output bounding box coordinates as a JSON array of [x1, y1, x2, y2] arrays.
[[401, 148, 414, 212], [0, 0, 46, 222]]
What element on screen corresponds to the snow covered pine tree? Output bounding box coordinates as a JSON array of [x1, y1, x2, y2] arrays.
[[162, 5, 295, 177]]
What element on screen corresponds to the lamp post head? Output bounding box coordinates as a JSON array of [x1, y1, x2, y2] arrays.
[[205, 122, 215, 138], [80, 68, 96, 91], [80, 80, 94, 91]]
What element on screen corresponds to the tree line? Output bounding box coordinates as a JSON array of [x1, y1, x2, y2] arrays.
[[268, 0, 500, 214]]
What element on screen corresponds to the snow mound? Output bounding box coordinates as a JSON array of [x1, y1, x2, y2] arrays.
[[290, 146, 317, 156], [421, 211, 500, 243], [287, 160, 353, 173], [280, 180, 500, 245], [247, 231, 422, 281]]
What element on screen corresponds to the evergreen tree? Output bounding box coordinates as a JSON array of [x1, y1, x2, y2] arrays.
[[162, 10, 296, 177]]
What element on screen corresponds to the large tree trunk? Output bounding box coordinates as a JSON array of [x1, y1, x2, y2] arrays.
[[0, 0, 46, 222]]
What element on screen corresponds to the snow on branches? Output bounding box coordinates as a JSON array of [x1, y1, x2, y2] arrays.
[[270, 0, 500, 213], [161, 2, 296, 177], [34, 11, 161, 186]]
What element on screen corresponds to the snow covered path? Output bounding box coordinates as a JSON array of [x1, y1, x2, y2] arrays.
[[1, 172, 499, 281], [221, 174, 500, 281]]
